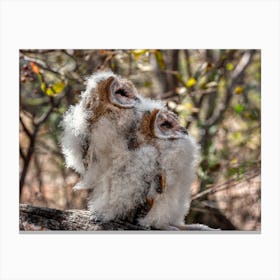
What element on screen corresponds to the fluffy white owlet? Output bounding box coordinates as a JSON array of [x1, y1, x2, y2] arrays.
[[61, 71, 167, 223], [131, 108, 201, 230], [61, 71, 142, 190]]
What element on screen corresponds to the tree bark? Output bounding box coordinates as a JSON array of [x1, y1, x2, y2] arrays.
[[19, 204, 147, 231], [19, 204, 217, 231]]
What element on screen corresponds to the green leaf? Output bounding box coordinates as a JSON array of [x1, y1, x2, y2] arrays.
[[40, 82, 47, 93], [36, 73, 47, 93], [234, 104, 244, 114]]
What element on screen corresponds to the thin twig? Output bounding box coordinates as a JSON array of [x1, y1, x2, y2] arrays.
[[20, 51, 83, 83], [20, 115, 32, 138], [192, 169, 260, 200], [20, 145, 27, 162], [184, 50, 193, 78]]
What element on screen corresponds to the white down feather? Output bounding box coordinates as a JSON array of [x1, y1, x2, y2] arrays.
[[138, 135, 200, 229], [61, 71, 116, 175]]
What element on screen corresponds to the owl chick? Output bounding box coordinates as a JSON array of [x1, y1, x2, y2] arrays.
[[61, 71, 168, 223], [131, 107, 200, 230], [83, 97, 166, 222], [61, 71, 142, 190]]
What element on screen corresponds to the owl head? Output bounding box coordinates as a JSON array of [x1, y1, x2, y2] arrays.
[[138, 108, 188, 143], [82, 71, 140, 123], [153, 109, 188, 139]]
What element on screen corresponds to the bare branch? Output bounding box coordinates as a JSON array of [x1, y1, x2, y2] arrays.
[[19, 115, 32, 138], [185, 50, 193, 77], [232, 50, 255, 81], [19, 146, 26, 162], [20, 51, 83, 83], [203, 51, 255, 128], [34, 104, 55, 127], [192, 169, 260, 200], [34, 94, 65, 127], [20, 204, 217, 231]]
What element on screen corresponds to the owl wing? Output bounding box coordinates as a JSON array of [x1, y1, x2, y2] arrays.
[[61, 103, 90, 175]]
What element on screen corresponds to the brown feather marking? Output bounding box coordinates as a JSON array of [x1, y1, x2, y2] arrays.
[[90, 76, 115, 123], [139, 109, 160, 142], [160, 171, 166, 192], [154, 170, 166, 194], [146, 196, 154, 207]]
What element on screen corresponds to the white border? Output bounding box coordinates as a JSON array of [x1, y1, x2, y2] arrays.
[[1, 1, 279, 279]]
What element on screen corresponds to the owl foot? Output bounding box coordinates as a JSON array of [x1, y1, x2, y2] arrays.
[[171, 224, 220, 231]]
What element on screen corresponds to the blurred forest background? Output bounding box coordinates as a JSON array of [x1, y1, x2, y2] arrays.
[[19, 49, 261, 230]]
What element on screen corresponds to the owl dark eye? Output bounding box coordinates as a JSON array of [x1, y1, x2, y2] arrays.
[[160, 121, 173, 129], [110, 78, 139, 108], [115, 88, 129, 97]]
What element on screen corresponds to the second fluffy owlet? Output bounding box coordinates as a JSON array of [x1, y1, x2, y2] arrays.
[[132, 107, 200, 230]]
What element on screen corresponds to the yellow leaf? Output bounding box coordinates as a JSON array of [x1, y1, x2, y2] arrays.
[[52, 81, 65, 93], [131, 49, 148, 60], [40, 82, 46, 92], [226, 63, 234, 71], [234, 86, 244, 94], [46, 87, 55, 96], [186, 77, 197, 88], [182, 102, 193, 110], [46, 81, 65, 96]]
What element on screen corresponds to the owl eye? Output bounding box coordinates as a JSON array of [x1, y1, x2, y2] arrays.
[[154, 110, 188, 139], [110, 78, 139, 108], [115, 88, 136, 100], [160, 121, 173, 129], [115, 88, 129, 97]]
